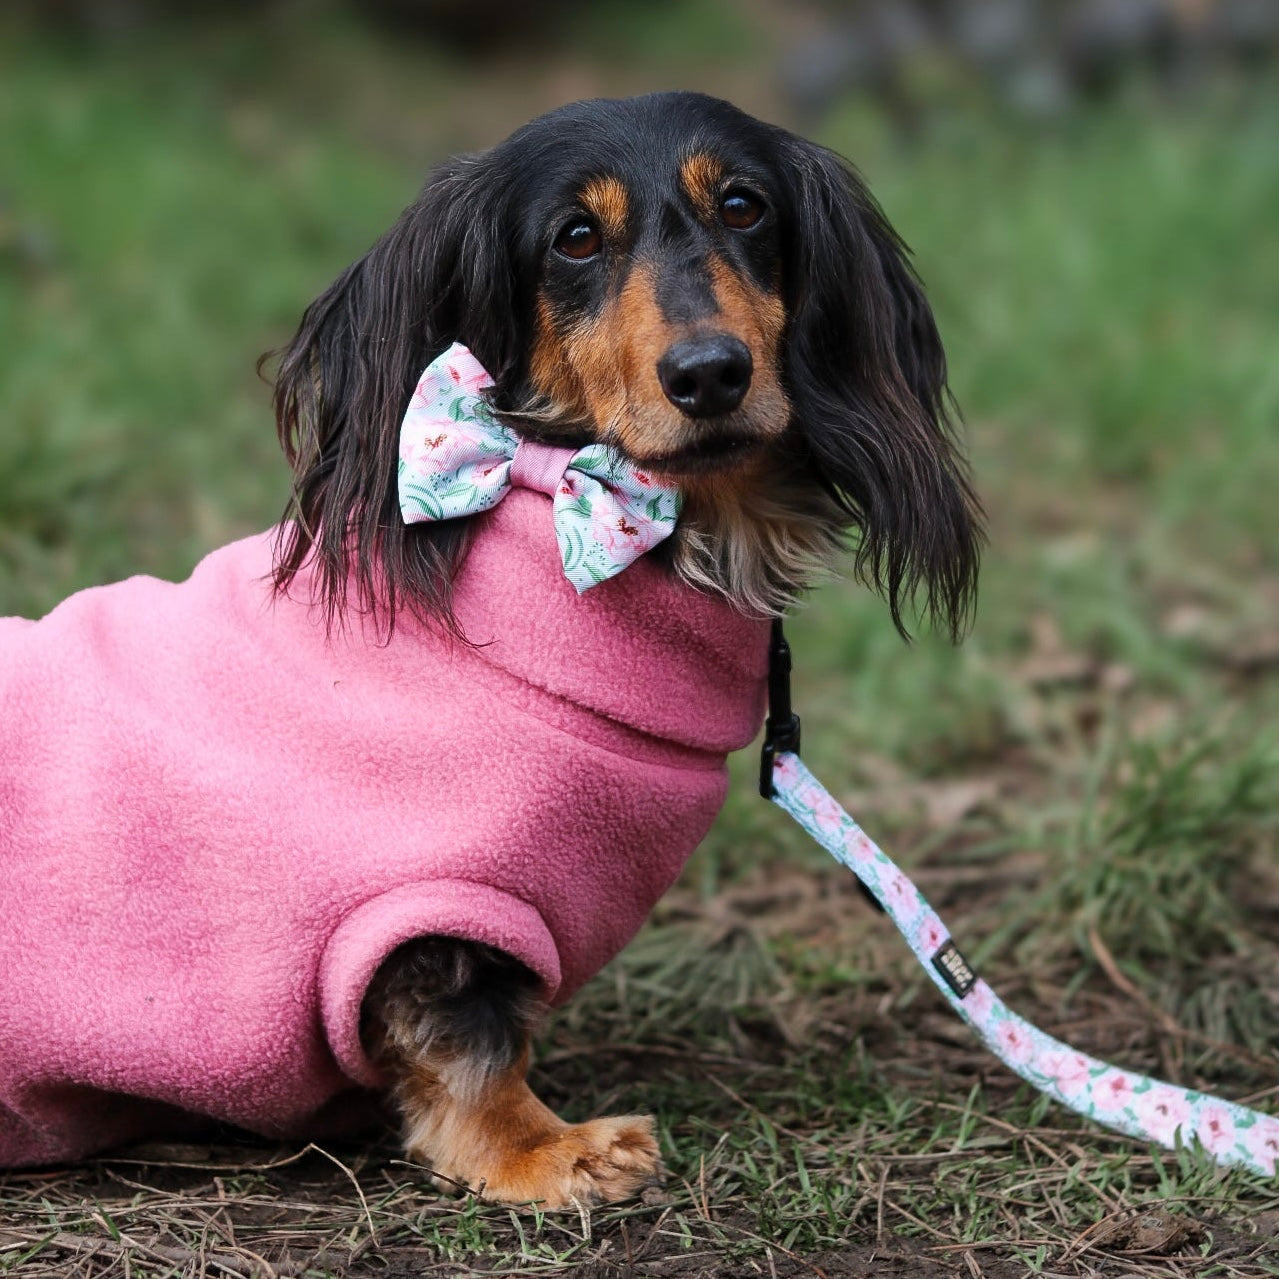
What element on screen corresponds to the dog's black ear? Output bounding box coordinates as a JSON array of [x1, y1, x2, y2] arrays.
[[779, 136, 983, 641], [268, 155, 520, 635]]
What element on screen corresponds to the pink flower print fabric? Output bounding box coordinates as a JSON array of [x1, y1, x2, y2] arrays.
[[769, 751, 1277, 1178], [550, 444, 681, 591], [399, 346, 520, 520], [1039, 1049, 1092, 1101], [1135, 1086, 1193, 1146], [1244, 1117, 1279, 1171], [1092, 1069, 1139, 1115], [398, 343, 681, 592]]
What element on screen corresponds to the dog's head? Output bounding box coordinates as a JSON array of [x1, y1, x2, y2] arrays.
[[271, 91, 981, 636]]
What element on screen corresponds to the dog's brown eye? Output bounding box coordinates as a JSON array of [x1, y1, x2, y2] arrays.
[[554, 219, 602, 260], [720, 189, 765, 230]]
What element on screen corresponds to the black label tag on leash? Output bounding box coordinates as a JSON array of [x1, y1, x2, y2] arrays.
[[932, 940, 978, 999]]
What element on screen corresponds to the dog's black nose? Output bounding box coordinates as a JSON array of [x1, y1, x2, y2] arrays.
[[657, 335, 753, 418]]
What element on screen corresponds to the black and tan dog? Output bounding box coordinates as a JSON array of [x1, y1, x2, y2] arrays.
[[261, 91, 981, 1207], [0, 90, 980, 1202]]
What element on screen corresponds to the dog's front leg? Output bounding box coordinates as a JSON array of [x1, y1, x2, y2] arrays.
[[361, 937, 663, 1209]]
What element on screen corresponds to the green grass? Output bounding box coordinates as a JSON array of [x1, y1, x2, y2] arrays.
[[0, 22, 417, 614], [1, 8, 1277, 1275], [710, 92, 1279, 894]]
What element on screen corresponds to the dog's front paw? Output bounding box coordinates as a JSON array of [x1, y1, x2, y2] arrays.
[[436, 1114, 664, 1210]]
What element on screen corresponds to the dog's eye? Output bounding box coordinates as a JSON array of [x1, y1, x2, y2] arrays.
[[720, 189, 765, 230], [554, 219, 602, 261]]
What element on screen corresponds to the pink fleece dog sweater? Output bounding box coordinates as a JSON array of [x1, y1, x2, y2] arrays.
[[0, 491, 769, 1166]]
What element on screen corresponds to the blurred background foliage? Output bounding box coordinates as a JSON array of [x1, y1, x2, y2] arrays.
[[2, 0, 1277, 902]]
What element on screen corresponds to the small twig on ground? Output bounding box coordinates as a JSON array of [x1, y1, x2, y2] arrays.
[[300, 1143, 380, 1251]]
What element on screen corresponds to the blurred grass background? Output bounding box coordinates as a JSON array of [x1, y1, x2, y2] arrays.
[[1, 2, 1278, 1270]]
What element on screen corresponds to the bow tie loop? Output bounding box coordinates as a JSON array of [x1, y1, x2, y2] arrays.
[[510, 440, 578, 497], [397, 343, 681, 592]]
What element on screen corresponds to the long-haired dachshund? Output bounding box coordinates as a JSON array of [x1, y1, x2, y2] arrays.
[[0, 92, 979, 1207]]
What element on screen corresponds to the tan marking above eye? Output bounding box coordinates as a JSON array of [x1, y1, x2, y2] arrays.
[[679, 153, 725, 220], [578, 175, 629, 243]]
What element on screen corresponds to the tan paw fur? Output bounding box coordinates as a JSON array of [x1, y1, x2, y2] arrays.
[[417, 1112, 663, 1209], [397, 1049, 665, 1211], [472, 1114, 663, 1209]]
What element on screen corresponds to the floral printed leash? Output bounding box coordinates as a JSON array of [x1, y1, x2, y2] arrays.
[[761, 622, 1278, 1178], [398, 343, 681, 592]]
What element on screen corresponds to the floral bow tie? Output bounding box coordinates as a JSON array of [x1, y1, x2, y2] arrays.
[[398, 343, 681, 592]]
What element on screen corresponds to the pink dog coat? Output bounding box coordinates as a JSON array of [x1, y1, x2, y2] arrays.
[[0, 491, 769, 1166]]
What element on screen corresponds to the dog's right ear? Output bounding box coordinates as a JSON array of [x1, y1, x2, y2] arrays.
[[268, 155, 519, 636], [775, 135, 983, 642]]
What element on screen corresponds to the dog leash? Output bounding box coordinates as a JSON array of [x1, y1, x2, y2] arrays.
[[761, 621, 1278, 1177]]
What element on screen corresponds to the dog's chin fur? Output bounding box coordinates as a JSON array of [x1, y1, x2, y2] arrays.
[[670, 460, 846, 618]]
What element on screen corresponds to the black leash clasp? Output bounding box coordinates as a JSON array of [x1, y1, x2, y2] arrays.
[[758, 621, 885, 916], [759, 618, 802, 798]]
